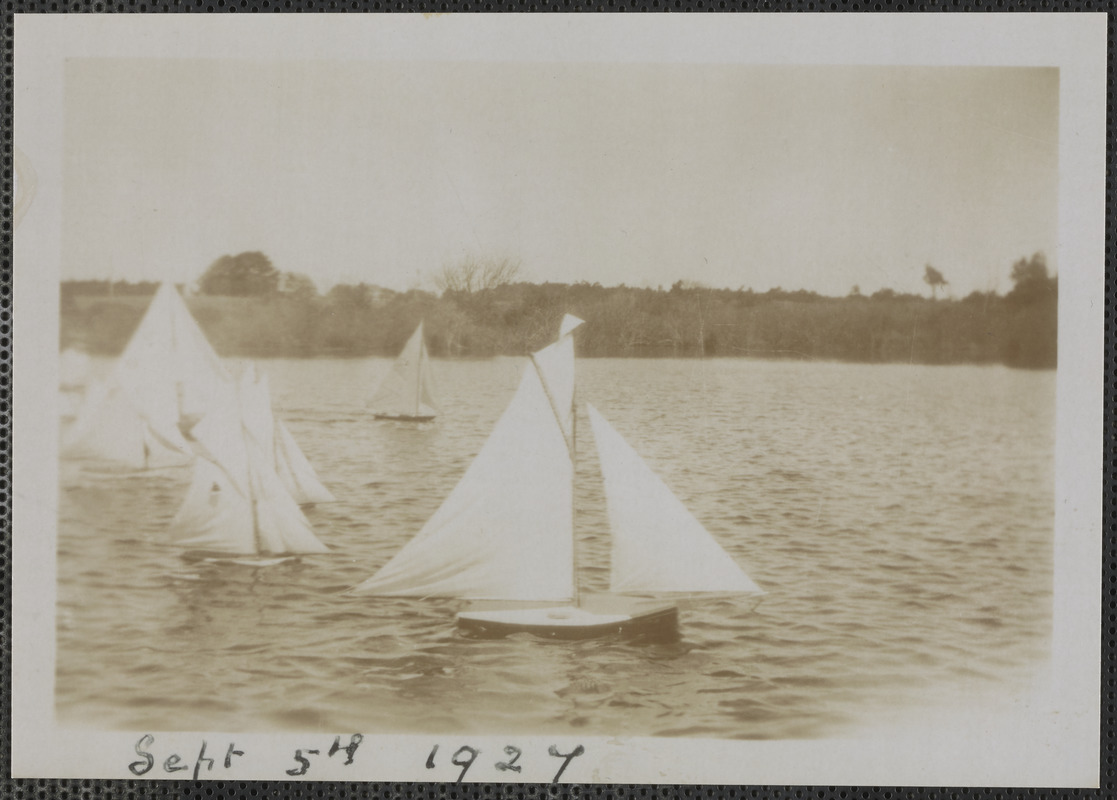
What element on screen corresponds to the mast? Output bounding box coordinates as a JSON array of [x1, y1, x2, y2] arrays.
[[243, 412, 264, 555], [168, 284, 185, 420], [251, 495, 263, 555], [237, 366, 263, 555], [414, 323, 423, 417], [528, 316, 582, 606], [571, 377, 579, 606], [568, 323, 579, 605]]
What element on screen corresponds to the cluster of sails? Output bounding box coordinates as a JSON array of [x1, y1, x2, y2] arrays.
[[61, 283, 335, 563], [60, 285, 762, 637]]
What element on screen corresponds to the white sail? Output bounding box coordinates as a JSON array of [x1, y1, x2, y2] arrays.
[[587, 403, 763, 596], [236, 365, 277, 468], [59, 348, 92, 391], [417, 344, 438, 414], [62, 379, 192, 469], [275, 420, 336, 504], [354, 343, 576, 601], [113, 282, 230, 439], [59, 389, 84, 423], [180, 381, 328, 556], [239, 363, 334, 504], [59, 349, 92, 423], [559, 313, 584, 339], [370, 322, 437, 417], [169, 457, 257, 554], [65, 282, 231, 465], [250, 454, 331, 554], [531, 315, 583, 445]]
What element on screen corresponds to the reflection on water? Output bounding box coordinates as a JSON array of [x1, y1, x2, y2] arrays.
[[56, 358, 1054, 738]]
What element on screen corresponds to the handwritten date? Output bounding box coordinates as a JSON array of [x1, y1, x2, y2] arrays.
[[128, 734, 362, 778], [129, 735, 245, 779], [426, 742, 585, 783], [127, 734, 584, 781]]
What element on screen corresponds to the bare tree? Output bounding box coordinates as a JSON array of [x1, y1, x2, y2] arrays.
[[434, 257, 521, 295]]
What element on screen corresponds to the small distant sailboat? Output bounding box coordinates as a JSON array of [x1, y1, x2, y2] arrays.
[[353, 315, 762, 639], [170, 366, 329, 566], [63, 282, 230, 469], [369, 321, 438, 422]]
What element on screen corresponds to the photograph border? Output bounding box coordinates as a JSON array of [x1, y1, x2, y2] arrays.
[[6, 8, 1109, 794]]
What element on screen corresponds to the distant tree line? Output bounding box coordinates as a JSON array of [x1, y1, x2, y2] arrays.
[[59, 251, 1057, 369]]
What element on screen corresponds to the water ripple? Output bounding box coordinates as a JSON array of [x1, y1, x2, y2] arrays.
[[56, 358, 1054, 739]]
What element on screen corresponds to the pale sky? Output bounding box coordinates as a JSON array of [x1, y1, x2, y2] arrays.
[[62, 61, 1058, 297]]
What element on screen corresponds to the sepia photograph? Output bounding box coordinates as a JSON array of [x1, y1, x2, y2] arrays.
[[13, 14, 1104, 785]]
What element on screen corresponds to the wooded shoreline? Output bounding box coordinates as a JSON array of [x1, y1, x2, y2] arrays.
[[61, 277, 1057, 369]]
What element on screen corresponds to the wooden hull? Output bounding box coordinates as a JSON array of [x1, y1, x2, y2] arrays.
[[456, 600, 679, 640], [373, 413, 436, 423]]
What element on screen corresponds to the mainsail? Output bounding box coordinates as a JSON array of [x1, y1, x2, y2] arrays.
[[236, 365, 277, 468], [61, 378, 192, 470], [353, 319, 583, 601], [370, 322, 437, 418], [171, 377, 328, 556], [169, 457, 257, 554], [64, 282, 231, 464], [113, 281, 230, 440], [587, 403, 762, 596]]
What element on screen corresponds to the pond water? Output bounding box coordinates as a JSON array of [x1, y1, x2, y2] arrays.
[[56, 357, 1054, 740]]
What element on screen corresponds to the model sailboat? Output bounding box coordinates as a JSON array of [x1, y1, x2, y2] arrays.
[[369, 321, 438, 422], [63, 282, 230, 469], [169, 366, 329, 565], [353, 315, 762, 638]]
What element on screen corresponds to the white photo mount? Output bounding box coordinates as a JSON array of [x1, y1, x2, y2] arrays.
[[12, 13, 1105, 786]]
